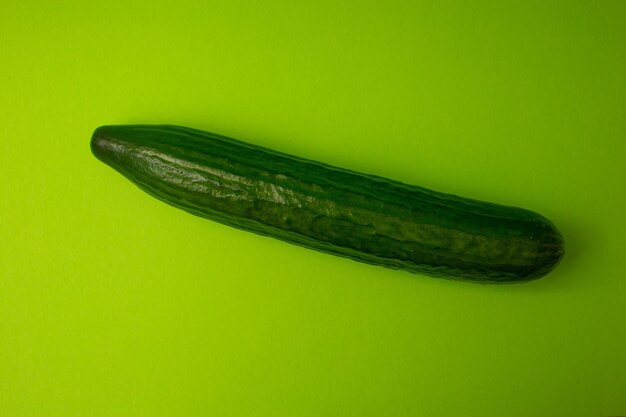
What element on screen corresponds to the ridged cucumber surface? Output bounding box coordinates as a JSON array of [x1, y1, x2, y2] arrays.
[[91, 124, 564, 283]]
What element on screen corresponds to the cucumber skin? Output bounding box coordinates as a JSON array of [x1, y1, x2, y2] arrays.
[[91, 124, 564, 283]]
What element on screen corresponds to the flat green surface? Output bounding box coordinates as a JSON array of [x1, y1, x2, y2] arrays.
[[1, 1, 625, 416]]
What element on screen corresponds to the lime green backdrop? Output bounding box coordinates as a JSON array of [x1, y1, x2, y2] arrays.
[[1, 1, 625, 416]]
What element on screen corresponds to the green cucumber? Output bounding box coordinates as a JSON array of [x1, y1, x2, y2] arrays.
[[91, 124, 564, 283]]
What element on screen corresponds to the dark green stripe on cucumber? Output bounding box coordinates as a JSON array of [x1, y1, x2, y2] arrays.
[[91, 124, 564, 283]]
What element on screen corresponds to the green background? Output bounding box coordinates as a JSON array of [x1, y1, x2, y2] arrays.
[[1, 1, 625, 416]]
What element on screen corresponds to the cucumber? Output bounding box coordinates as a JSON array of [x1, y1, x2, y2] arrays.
[[91, 124, 564, 283]]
